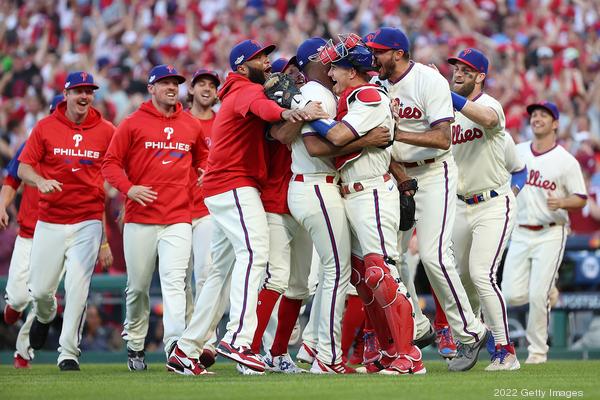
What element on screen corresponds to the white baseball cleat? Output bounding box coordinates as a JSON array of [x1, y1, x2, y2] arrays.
[[236, 363, 265, 375], [485, 344, 521, 371], [296, 342, 317, 364], [309, 359, 356, 374], [525, 353, 547, 365], [166, 346, 213, 376], [264, 351, 306, 374], [216, 341, 265, 372]]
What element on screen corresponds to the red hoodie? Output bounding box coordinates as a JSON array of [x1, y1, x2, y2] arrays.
[[202, 73, 286, 198], [188, 112, 214, 219], [102, 100, 207, 224], [19, 102, 115, 224]]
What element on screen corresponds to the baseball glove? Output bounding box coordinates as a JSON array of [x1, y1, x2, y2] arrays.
[[398, 178, 418, 231], [264, 72, 303, 109]]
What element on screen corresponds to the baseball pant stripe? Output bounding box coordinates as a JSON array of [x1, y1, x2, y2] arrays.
[[545, 227, 566, 331], [314, 185, 340, 364], [373, 189, 388, 258], [230, 188, 254, 347], [488, 196, 511, 344], [76, 305, 87, 349], [263, 262, 273, 289], [438, 161, 480, 342]]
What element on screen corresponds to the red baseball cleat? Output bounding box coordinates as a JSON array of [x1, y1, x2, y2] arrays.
[[436, 326, 457, 359], [166, 346, 213, 376], [310, 359, 356, 374], [216, 341, 265, 372], [14, 354, 30, 369], [4, 304, 22, 325], [362, 330, 382, 364]]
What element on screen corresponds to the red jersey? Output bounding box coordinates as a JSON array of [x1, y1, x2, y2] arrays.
[[261, 139, 292, 215], [189, 113, 214, 219], [19, 103, 115, 224], [102, 100, 207, 224], [4, 175, 38, 238], [202, 74, 286, 198]]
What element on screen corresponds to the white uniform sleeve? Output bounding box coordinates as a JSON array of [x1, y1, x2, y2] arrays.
[[422, 72, 454, 127], [564, 159, 588, 197], [300, 83, 337, 135], [484, 97, 506, 137], [342, 96, 388, 137], [504, 134, 525, 173]]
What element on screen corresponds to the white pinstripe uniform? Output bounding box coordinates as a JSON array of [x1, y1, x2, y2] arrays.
[[451, 93, 521, 346], [502, 142, 586, 358]]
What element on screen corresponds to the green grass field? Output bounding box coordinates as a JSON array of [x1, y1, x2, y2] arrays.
[[1, 361, 599, 400]]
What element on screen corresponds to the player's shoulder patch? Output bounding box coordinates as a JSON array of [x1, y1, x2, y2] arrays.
[[356, 88, 382, 105]]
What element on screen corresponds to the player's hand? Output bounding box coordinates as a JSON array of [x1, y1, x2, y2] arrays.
[[197, 168, 205, 186], [127, 185, 158, 206], [547, 192, 563, 211], [97, 242, 113, 271], [37, 179, 63, 194], [0, 206, 9, 230], [299, 101, 329, 121], [364, 126, 392, 148]]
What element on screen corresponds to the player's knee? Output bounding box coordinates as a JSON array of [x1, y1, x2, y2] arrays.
[[419, 253, 439, 268], [503, 289, 527, 306], [9, 294, 30, 311], [30, 290, 54, 306]]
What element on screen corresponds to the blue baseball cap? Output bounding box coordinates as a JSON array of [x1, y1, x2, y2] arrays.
[[271, 58, 293, 73], [148, 64, 186, 85], [295, 37, 328, 71], [229, 40, 276, 71], [191, 68, 220, 86], [527, 101, 560, 120], [64, 71, 99, 90], [362, 32, 376, 44], [448, 48, 489, 75], [365, 27, 410, 52], [49, 94, 65, 112]]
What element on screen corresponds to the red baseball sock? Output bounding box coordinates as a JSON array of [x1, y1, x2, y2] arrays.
[[341, 295, 365, 358], [251, 288, 281, 353], [270, 296, 302, 356], [432, 288, 449, 330]]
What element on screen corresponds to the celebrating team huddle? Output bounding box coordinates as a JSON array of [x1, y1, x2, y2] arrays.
[[0, 27, 586, 375]]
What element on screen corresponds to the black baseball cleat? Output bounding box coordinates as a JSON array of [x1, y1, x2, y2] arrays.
[[414, 325, 436, 349], [58, 359, 80, 371], [127, 349, 147, 371], [29, 317, 51, 350]]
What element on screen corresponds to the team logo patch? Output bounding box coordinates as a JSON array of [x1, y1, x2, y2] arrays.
[[164, 127, 174, 140], [149, 75, 156, 83], [235, 55, 245, 65], [73, 133, 83, 147]]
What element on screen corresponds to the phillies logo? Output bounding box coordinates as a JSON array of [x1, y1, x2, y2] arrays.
[[452, 125, 483, 145], [166, 65, 175, 73], [462, 49, 472, 56], [394, 98, 422, 120], [80, 72, 88, 81], [73, 133, 83, 147], [164, 127, 174, 140], [526, 169, 557, 190]]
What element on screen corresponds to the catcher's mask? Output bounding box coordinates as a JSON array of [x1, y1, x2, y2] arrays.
[[310, 33, 377, 72]]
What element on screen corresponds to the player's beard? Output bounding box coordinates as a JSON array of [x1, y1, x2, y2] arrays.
[[377, 57, 395, 81], [453, 79, 475, 97], [247, 65, 267, 85]]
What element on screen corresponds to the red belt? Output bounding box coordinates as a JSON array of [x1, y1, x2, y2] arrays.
[[519, 223, 557, 231], [401, 158, 436, 168], [341, 174, 391, 195], [293, 174, 335, 183]]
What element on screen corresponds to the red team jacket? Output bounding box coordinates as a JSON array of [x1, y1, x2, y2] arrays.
[[202, 73, 286, 198], [189, 114, 214, 219], [261, 140, 292, 215], [102, 100, 207, 224], [19, 102, 115, 224]]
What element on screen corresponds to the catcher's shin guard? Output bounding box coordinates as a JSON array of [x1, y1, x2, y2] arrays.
[[363, 253, 416, 356], [350, 255, 395, 354]]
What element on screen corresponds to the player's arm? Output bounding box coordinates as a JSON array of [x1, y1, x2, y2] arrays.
[[394, 121, 452, 150], [18, 163, 62, 193], [451, 93, 499, 129], [304, 126, 391, 157], [547, 193, 587, 211], [548, 161, 588, 211], [97, 209, 113, 271], [269, 121, 304, 145], [510, 167, 527, 196], [0, 184, 17, 229]]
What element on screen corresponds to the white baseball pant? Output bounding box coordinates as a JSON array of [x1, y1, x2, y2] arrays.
[[398, 157, 487, 344], [502, 225, 567, 357], [29, 219, 101, 364], [122, 222, 191, 354], [5, 236, 35, 360], [453, 193, 515, 346], [288, 178, 351, 365]]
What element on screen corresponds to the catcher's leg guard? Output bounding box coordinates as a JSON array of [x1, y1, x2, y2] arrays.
[[350, 255, 395, 355], [363, 253, 416, 357]]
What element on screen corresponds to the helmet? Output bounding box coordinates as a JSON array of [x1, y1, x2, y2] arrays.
[[310, 33, 377, 72]]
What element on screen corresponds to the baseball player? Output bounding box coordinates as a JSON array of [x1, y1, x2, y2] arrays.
[[242, 57, 313, 375], [18, 72, 115, 371], [102, 65, 207, 371], [447, 48, 524, 371], [309, 35, 425, 375], [165, 40, 325, 375], [365, 28, 490, 372], [502, 101, 586, 364], [1, 95, 64, 369], [184, 68, 223, 367]]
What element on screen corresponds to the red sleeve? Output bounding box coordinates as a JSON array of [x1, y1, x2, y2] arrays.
[[239, 85, 285, 122], [101, 119, 134, 195], [192, 122, 209, 170], [3, 175, 21, 190], [18, 125, 45, 165]]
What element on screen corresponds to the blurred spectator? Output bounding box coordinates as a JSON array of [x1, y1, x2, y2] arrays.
[[80, 305, 117, 351]]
